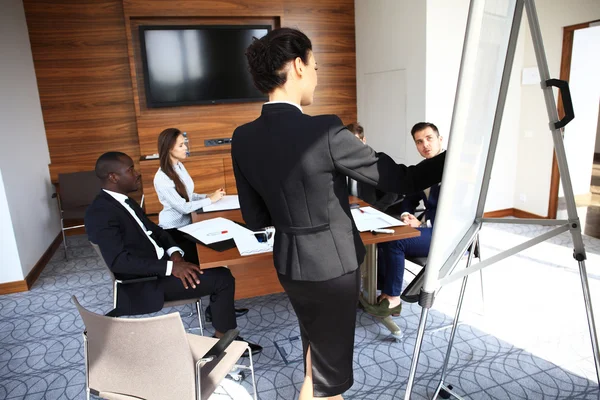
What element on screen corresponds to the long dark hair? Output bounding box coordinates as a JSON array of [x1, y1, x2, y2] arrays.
[[158, 128, 189, 201]]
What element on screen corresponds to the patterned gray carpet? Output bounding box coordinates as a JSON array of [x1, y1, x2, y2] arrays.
[[1, 227, 599, 399]]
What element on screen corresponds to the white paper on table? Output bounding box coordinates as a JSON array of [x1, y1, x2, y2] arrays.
[[351, 206, 405, 232], [233, 232, 273, 256], [177, 217, 252, 244], [201, 195, 240, 212]]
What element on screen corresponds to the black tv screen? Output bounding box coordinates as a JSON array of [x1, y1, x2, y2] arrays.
[[139, 25, 270, 108]]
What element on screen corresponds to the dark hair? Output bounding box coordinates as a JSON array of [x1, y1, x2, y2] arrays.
[[346, 122, 364, 139], [157, 128, 189, 202], [95, 151, 129, 181], [246, 27, 313, 93], [411, 122, 439, 138]]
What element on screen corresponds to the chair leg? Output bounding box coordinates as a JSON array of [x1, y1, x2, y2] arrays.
[[83, 333, 91, 400], [195, 299, 204, 336], [248, 348, 257, 400], [61, 219, 68, 260], [113, 281, 118, 309]]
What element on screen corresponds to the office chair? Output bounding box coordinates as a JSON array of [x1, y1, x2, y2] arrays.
[[52, 171, 101, 259], [73, 296, 257, 400], [90, 241, 205, 335]]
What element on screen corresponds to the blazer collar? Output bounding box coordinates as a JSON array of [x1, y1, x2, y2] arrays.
[[261, 102, 303, 115], [98, 190, 150, 236]]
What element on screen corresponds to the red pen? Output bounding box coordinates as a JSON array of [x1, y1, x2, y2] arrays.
[[358, 208, 365, 214], [207, 230, 228, 236]]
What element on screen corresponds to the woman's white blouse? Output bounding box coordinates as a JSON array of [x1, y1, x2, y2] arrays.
[[154, 162, 212, 229]]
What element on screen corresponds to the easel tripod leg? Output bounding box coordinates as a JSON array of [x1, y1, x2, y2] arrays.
[[577, 259, 600, 385], [404, 306, 430, 400], [433, 241, 477, 399]]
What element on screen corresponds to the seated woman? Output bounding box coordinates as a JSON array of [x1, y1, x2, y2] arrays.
[[154, 127, 225, 265], [154, 128, 248, 321]]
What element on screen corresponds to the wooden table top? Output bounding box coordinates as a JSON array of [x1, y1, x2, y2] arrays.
[[191, 196, 420, 269]]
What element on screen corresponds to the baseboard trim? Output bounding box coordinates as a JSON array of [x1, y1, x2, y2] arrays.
[[483, 208, 514, 218], [26, 232, 63, 289], [484, 208, 547, 219], [0, 280, 29, 295], [513, 208, 547, 219], [0, 232, 63, 295]]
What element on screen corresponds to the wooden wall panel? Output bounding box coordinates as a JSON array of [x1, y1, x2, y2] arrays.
[[25, 0, 357, 200], [24, 0, 140, 179], [123, 0, 283, 17]]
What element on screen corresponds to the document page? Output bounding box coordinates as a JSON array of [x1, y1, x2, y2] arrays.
[[233, 233, 273, 256], [178, 217, 251, 244], [201, 195, 240, 212], [351, 206, 405, 232]]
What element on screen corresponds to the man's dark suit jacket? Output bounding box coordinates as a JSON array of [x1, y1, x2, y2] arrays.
[[231, 103, 445, 282], [85, 190, 178, 315], [354, 182, 404, 217], [400, 184, 440, 225]]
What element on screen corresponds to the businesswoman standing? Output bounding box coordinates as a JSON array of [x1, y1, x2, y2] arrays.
[[232, 28, 445, 400], [154, 128, 225, 265]]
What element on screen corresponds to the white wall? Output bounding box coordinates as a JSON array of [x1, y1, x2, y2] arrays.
[[425, 0, 469, 139], [0, 169, 24, 283], [355, 0, 427, 166], [425, 0, 525, 212], [596, 102, 600, 154], [0, 0, 61, 283], [514, 0, 600, 216], [560, 25, 600, 196]]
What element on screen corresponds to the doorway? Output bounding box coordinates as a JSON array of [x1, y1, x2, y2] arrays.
[[550, 20, 600, 239]]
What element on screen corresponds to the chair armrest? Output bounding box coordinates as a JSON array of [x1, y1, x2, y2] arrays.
[[115, 276, 158, 285], [203, 329, 239, 360], [104, 309, 120, 317]]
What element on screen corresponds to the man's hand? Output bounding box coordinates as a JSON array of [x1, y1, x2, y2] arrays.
[[170, 252, 184, 262], [401, 213, 422, 228], [172, 261, 203, 289]]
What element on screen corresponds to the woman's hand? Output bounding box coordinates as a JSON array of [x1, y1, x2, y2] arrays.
[[208, 188, 226, 203]]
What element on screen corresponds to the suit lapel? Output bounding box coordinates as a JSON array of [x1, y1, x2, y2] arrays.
[[99, 191, 151, 240]]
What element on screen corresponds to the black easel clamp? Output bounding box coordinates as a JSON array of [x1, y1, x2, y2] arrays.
[[545, 79, 575, 129]]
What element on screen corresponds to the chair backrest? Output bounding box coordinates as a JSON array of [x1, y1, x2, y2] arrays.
[[90, 241, 116, 283], [73, 296, 197, 400], [57, 171, 101, 210]]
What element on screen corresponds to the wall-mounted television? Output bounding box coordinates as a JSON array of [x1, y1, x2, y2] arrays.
[[139, 25, 270, 108]]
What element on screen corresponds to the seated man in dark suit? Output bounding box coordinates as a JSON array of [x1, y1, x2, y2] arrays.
[[364, 122, 443, 317], [84, 151, 261, 355]]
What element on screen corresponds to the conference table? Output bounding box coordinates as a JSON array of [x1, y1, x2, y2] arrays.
[[192, 196, 420, 338]]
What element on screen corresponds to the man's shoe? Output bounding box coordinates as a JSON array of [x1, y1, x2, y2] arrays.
[[237, 336, 263, 357], [211, 335, 263, 356], [205, 306, 249, 323], [362, 299, 402, 318]]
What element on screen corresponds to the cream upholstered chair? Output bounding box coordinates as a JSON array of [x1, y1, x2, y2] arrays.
[[90, 241, 205, 334], [73, 296, 257, 400]]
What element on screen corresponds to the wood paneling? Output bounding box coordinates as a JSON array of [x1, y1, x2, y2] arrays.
[[24, 0, 140, 180], [25, 0, 357, 196], [140, 151, 234, 215], [123, 0, 284, 17]]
